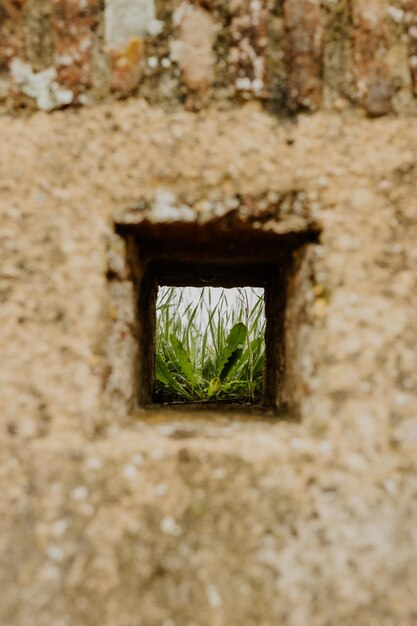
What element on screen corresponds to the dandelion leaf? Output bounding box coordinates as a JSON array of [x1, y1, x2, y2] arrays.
[[155, 354, 191, 399], [169, 334, 199, 387], [218, 322, 247, 381]]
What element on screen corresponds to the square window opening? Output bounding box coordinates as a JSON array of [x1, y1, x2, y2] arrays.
[[112, 216, 320, 418], [154, 286, 266, 407]]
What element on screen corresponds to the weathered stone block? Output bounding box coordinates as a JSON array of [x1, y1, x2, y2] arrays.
[[0, 0, 27, 71], [406, 2, 417, 95], [351, 0, 394, 116], [229, 0, 268, 98], [51, 0, 99, 98], [23, 0, 54, 72], [105, 0, 161, 95], [109, 36, 144, 95], [172, 2, 215, 98], [9, 58, 74, 110], [284, 0, 323, 111], [105, 0, 158, 47], [0, 0, 27, 104]]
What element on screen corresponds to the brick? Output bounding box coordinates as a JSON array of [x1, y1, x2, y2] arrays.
[[405, 2, 417, 95], [350, 0, 394, 117], [284, 0, 323, 112], [229, 0, 268, 98], [174, 3, 215, 94], [0, 0, 27, 71], [51, 0, 98, 98]]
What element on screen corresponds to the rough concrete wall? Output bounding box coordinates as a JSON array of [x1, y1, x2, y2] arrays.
[[1, 0, 417, 116], [1, 100, 417, 624]]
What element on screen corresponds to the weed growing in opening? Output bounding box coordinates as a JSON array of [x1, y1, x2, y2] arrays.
[[154, 287, 265, 403]]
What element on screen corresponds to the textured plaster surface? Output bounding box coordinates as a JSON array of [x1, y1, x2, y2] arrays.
[[1, 101, 417, 624]]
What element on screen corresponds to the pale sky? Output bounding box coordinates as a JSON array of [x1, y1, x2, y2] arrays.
[[157, 286, 265, 334]]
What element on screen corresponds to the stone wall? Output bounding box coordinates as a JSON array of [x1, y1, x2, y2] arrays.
[[1, 0, 417, 116], [2, 1, 417, 625]]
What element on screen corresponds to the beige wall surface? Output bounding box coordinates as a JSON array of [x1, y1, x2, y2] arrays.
[[1, 96, 417, 624]]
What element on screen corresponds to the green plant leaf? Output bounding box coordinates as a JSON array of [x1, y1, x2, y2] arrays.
[[252, 354, 264, 379], [220, 346, 243, 381], [155, 288, 265, 403], [207, 377, 221, 398], [155, 354, 192, 400], [169, 333, 199, 388], [218, 322, 248, 381]]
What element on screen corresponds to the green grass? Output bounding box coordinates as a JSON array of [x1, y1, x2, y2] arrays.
[[154, 287, 265, 404]]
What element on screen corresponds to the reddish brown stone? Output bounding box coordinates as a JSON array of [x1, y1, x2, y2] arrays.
[[51, 0, 98, 98], [110, 37, 144, 96], [284, 0, 323, 112], [0, 0, 27, 71], [229, 0, 268, 98], [405, 2, 417, 95], [350, 0, 394, 117]]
